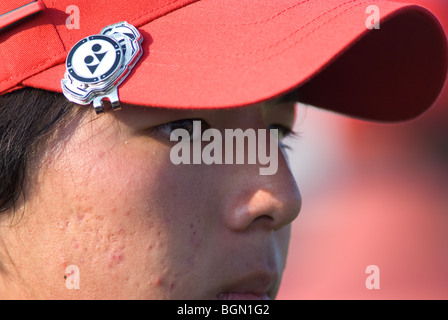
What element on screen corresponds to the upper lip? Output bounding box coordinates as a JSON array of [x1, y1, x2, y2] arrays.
[[216, 270, 278, 299]]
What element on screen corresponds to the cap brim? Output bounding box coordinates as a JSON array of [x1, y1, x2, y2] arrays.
[[24, 0, 448, 122]]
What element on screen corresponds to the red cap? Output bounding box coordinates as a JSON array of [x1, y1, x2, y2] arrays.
[[1, 0, 447, 121]]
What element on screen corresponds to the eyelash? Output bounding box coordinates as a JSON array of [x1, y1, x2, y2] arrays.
[[269, 124, 302, 152], [151, 119, 300, 147], [268, 124, 300, 140], [150, 119, 208, 140]]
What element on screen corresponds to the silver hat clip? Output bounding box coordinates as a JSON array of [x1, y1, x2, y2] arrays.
[[61, 21, 143, 114]]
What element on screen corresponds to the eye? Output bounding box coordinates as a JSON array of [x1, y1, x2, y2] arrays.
[[151, 119, 210, 141], [268, 124, 297, 140], [268, 124, 300, 151]]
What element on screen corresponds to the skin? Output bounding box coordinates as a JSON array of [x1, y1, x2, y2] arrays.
[[0, 98, 301, 299]]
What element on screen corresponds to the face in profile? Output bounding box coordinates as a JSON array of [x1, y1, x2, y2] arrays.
[[0, 97, 301, 299]]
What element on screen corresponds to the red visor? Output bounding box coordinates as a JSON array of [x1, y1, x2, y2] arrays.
[[0, 0, 447, 121]]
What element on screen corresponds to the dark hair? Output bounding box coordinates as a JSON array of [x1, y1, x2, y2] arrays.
[[0, 88, 85, 215]]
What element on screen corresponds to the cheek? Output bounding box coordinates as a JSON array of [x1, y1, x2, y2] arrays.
[[113, 142, 221, 298], [63, 145, 170, 297], [48, 138, 209, 298]]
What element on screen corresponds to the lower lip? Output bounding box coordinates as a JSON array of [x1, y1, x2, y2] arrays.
[[217, 293, 270, 300]]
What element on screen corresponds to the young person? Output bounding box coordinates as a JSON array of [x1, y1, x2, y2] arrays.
[[0, 0, 446, 299]]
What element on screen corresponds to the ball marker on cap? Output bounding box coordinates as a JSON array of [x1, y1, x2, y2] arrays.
[[61, 21, 143, 114]]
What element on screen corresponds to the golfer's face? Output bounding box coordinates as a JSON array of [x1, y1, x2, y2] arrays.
[[5, 100, 301, 299]]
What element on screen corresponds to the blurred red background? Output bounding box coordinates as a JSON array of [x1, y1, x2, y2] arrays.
[[278, 0, 448, 299]]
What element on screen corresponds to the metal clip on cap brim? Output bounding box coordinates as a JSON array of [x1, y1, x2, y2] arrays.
[[61, 21, 143, 114], [93, 90, 121, 114]]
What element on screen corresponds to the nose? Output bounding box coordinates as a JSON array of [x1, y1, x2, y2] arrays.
[[219, 145, 302, 232]]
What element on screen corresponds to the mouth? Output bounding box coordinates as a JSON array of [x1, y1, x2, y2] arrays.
[[215, 271, 277, 300], [216, 293, 270, 300]]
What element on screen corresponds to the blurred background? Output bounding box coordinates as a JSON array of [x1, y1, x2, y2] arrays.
[[278, 0, 448, 299]]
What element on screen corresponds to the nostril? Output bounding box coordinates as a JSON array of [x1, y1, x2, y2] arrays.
[[251, 214, 276, 231], [224, 188, 299, 232]]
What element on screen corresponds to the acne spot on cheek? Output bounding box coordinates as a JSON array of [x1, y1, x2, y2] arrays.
[[189, 219, 202, 249], [153, 276, 164, 287], [109, 250, 125, 266], [77, 213, 85, 222], [186, 256, 195, 267], [190, 231, 202, 248], [59, 256, 68, 267]]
